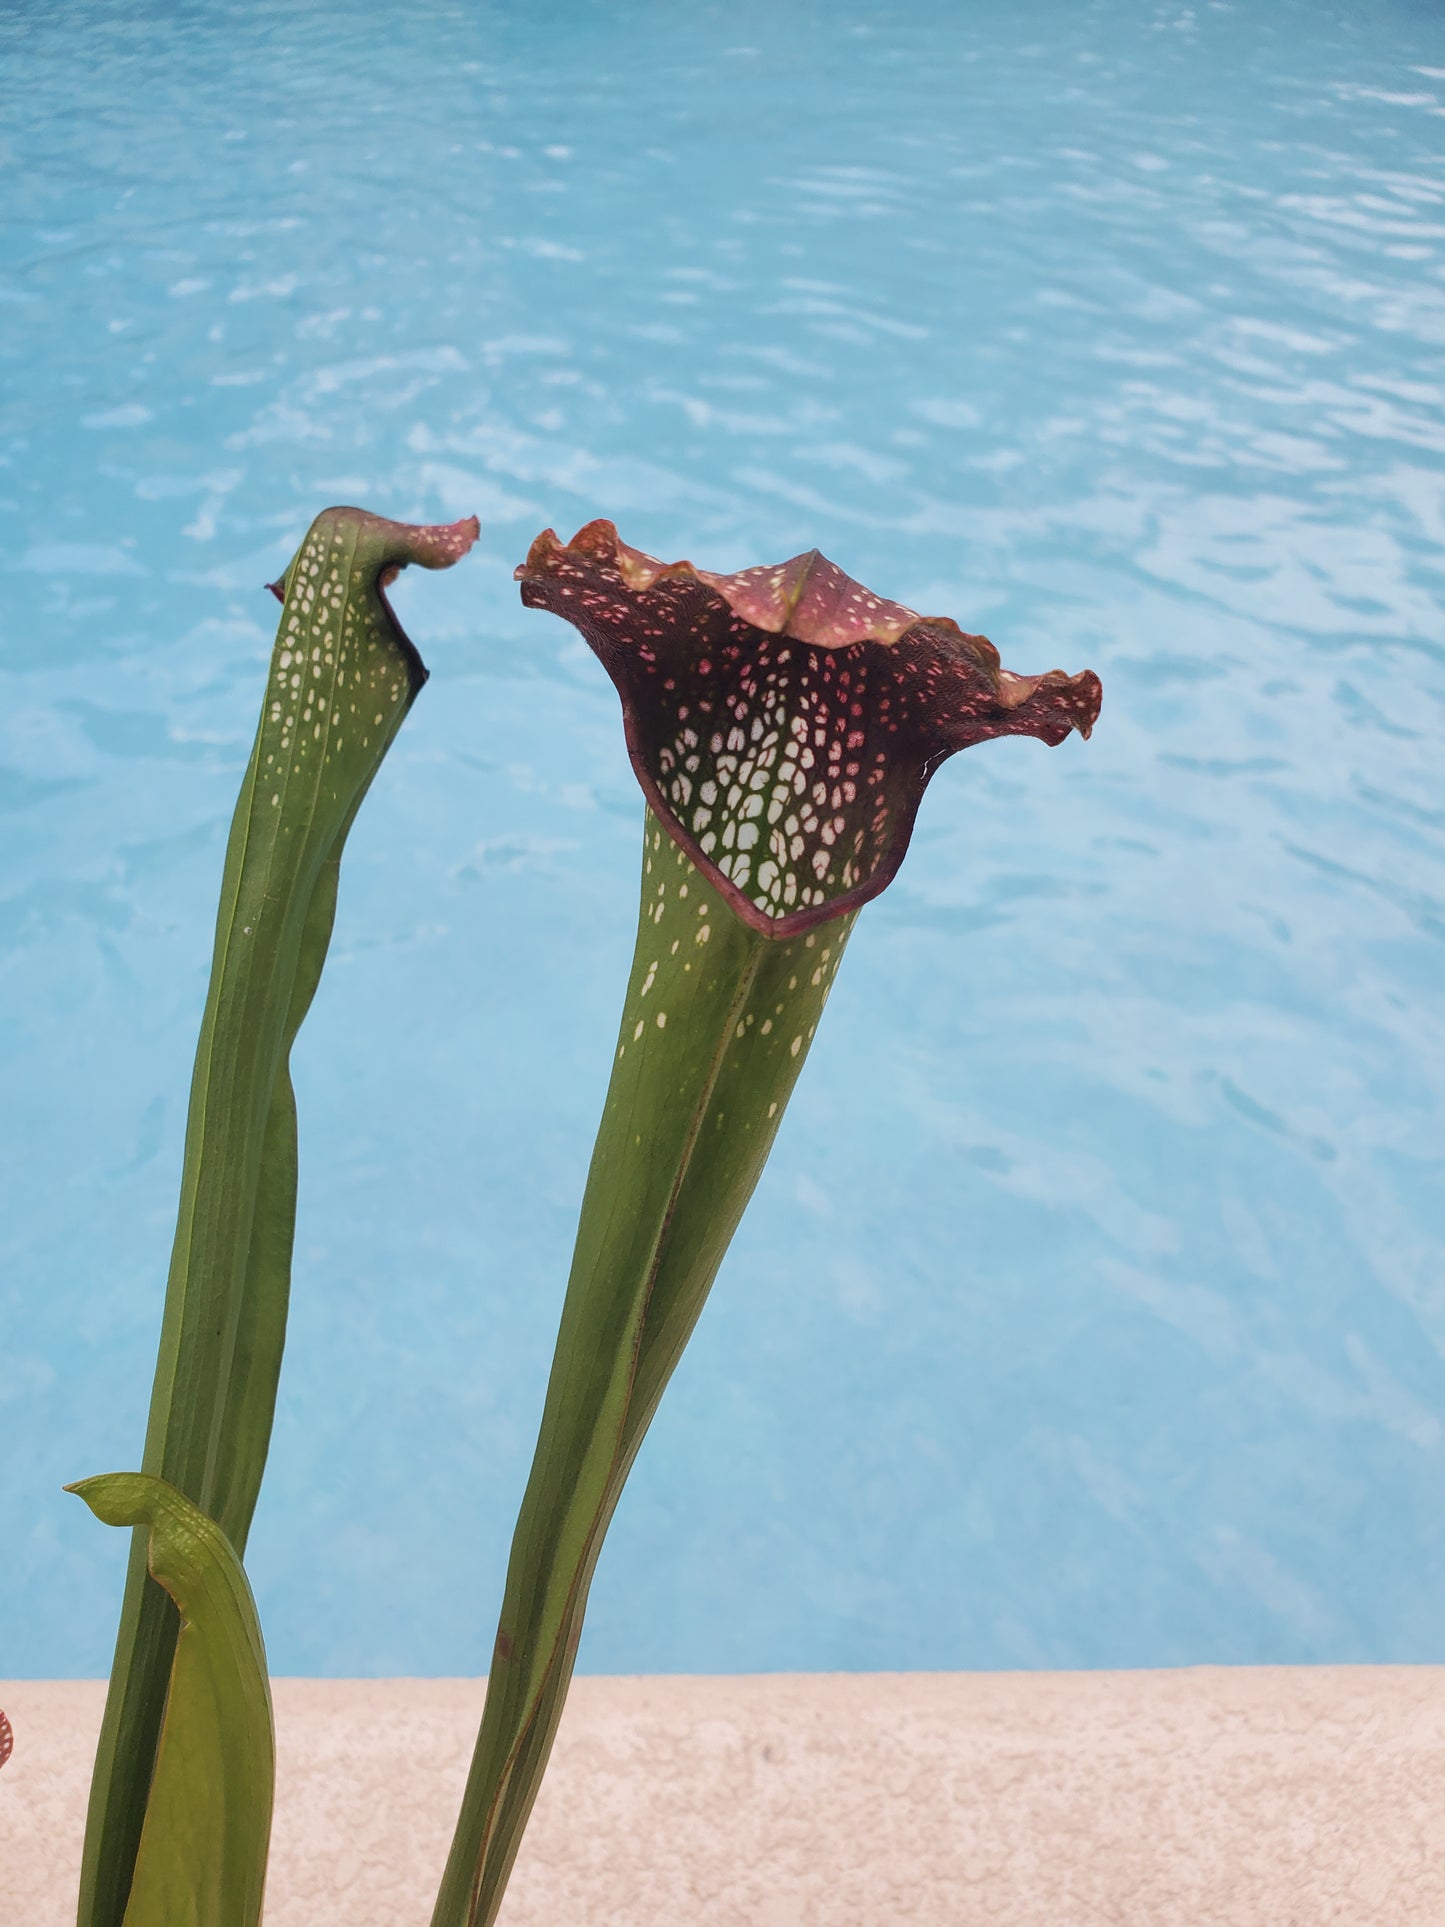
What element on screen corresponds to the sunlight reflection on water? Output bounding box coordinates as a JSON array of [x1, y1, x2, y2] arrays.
[[3, 0, 1444, 1676]]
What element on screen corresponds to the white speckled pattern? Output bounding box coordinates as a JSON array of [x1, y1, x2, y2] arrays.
[[516, 520, 1100, 937], [5, 1670, 1444, 1925]]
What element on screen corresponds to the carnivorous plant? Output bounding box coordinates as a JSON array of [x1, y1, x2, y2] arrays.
[[78, 507, 477, 1927], [432, 520, 1101, 1926]]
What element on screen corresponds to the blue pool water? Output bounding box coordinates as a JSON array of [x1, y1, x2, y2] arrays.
[[4, 0, 1445, 1679]]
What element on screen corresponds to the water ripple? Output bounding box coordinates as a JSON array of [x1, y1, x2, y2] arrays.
[[3, 0, 1444, 1679]]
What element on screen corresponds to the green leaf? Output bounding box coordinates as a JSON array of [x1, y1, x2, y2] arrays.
[[81, 508, 477, 1927], [433, 516, 1100, 1925], [69, 1475, 273, 1927], [432, 813, 853, 1927]]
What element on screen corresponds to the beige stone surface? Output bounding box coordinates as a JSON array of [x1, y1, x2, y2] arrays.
[[3, 1668, 1444, 1925]]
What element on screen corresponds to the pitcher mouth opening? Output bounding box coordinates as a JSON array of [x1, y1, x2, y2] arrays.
[[517, 519, 1101, 937]]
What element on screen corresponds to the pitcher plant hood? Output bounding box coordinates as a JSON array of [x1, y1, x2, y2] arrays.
[[516, 519, 1102, 938], [267, 508, 480, 690]]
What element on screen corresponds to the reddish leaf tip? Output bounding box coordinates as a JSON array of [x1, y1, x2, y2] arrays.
[[352, 509, 481, 571]]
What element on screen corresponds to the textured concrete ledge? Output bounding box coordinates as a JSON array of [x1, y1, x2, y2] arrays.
[[5, 1668, 1444, 1925]]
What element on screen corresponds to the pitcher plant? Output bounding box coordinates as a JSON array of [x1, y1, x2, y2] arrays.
[[432, 519, 1102, 1926]]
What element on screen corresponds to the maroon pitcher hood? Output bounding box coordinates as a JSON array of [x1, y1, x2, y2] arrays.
[[518, 519, 1101, 938]]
